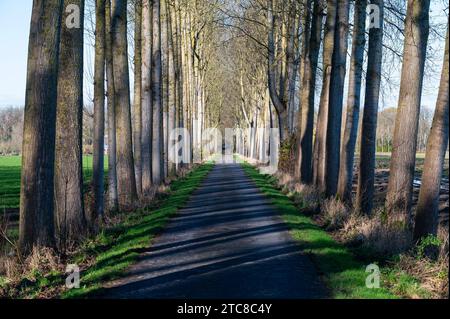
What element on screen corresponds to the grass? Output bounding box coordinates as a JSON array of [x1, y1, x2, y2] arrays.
[[0, 155, 108, 209], [241, 162, 398, 299], [0, 163, 213, 299]]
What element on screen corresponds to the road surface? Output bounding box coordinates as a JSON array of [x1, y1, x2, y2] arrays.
[[101, 163, 326, 299]]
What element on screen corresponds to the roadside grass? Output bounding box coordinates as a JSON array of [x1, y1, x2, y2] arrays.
[[0, 163, 213, 299], [241, 162, 397, 299]]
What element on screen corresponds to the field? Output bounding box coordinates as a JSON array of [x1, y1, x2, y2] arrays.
[[0, 156, 107, 210]]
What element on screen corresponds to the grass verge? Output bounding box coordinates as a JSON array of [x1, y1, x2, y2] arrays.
[[241, 162, 397, 299], [0, 163, 213, 299]]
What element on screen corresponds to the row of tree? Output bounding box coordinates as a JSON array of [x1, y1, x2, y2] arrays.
[[229, 0, 448, 242], [19, 0, 219, 253]]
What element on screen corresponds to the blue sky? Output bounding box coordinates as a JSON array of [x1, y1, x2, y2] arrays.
[[0, 1, 446, 111]]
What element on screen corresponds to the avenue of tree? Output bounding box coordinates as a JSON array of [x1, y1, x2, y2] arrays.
[[19, 0, 448, 254]]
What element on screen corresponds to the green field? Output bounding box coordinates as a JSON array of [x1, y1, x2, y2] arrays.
[[0, 156, 107, 210]]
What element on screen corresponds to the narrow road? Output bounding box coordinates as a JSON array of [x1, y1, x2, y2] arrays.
[[102, 164, 326, 299]]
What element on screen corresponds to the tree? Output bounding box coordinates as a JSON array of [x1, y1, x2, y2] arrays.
[[267, 0, 289, 141], [92, 0, 106, 223], [54, 0, 87, 248], [141, 0, 153, 197], [324, 0, 350, 197], [385, 0, 431, 224], [296, 0, 324, 184], [19, 0, 63, 253], [356, 0, 384, 214], [111, 0, 139, 210], [337, 0, 367, 202], [152, 0, 164, 184], [413, 25, 449, 241], [134, 0, 143, 196], [313, 0, 337, 191], [105, 0, 119, 212]]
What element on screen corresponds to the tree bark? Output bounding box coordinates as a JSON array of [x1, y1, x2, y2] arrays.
[[337, 0, 367, 202], [325, 0, 350, 197], [54, 0, 86, 248], [133, 0, 143, 196], [267, 0, 288, 141], [105, 0, 119, 212], [413, 25, 449, 241], [19, 0, 63, 253], [111, 0, 138, 210], [152, 0, 164, 184], [296, 0, 324, 183], [313, 0, 337, 192], [356, 0, 384, 214], [92, 0, 106, 223], [386, 0, 431, 225], [141, 0, 153, 197]]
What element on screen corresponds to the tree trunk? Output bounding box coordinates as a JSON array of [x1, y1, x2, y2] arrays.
[[337, 0, 367, 202], [413, 25, 449, 241], [105, 0, 119, 212], [356, 0, 384, 214], [386, 0, 430, 225], [92, 0, 106, 224], [111, 0, 138, 210], [133, 0, 143, 196], [152, 0, 164, 184], [296, 0, 324, 183], [313, 0, 337, 192], [141, 0, 153, 197], [267, 0, 288, 141], [325, 0, 350, 197], [55, 0, 86, 248], [19, 0, 63, 253]]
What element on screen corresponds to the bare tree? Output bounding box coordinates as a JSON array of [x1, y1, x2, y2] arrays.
[[324, 0, 350, 197], [152, 0, 164, 184], [92, 0, 106, 223], [134, 0, 143, 196], [111, 0, 138, 210], [385, 0, 431, 224], [356, 0, 384, 215], [106, 0, 119, 212], [141, 0, 153, 197], [296, 0, 324, 184], [54, 0, 87, 248], [313, 0, 337, 191], [337, 0, 367, 202], [414, 25, 449, 241], [19, 0, 64, 253]]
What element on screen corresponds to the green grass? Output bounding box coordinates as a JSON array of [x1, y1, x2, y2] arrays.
[[0, 155, 108, 209], [241, 162, 397, 299], [1, 163, 213, 299]]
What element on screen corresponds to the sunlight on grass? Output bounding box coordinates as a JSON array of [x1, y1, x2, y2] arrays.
[[241, 162, 397, 299]]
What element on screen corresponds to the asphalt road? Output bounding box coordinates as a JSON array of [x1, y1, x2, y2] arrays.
[[101, 164, 326, 299]]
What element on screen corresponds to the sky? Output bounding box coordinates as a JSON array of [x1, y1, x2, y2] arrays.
[[0, 1, 447, 111]]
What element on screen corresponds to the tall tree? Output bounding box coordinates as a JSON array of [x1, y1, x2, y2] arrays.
[[111, 0, 138, 210], [19, 0, 63, 253], [356, 0, 384, 214], [54, 0, 86, 247], [105, 0, 119, 212], [152, 0, 164, 184], [324, 0, 350, 197], [296, 0, 324, 183], [313, 0, 337, 191], [92, 0, 106, 222], [267, 0, 288, 141], [337, 0, 367, 202], [385, 0, 431, 224], [134, 0, 143, 196], [413, 25, 449, 241], [141, 0, 153, 197]]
